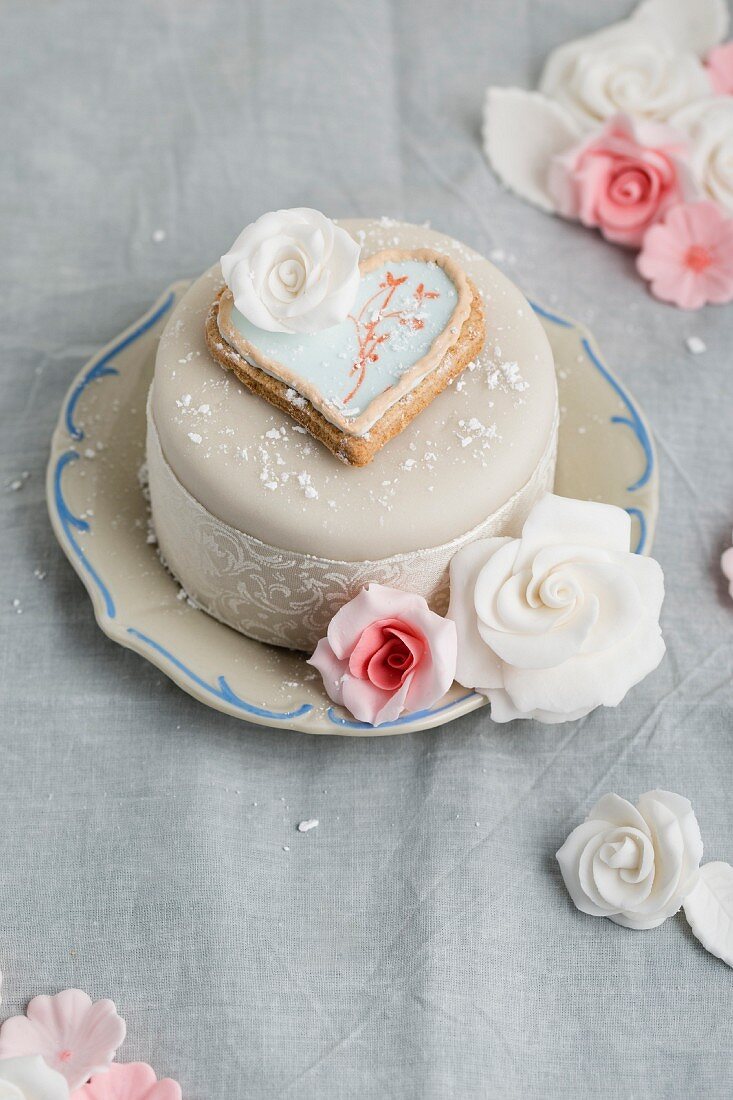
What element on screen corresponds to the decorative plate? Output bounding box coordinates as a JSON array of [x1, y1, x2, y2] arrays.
[[47, 282, 658, 736]]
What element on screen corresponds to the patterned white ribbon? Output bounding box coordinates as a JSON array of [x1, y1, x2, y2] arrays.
[[147, 413, 558, 651]]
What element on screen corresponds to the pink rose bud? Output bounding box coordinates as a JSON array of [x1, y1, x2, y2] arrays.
[[308, 584, 457, 726], [548, 114, 692, 248]]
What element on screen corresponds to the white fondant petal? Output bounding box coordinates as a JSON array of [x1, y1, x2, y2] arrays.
[[609, 551, 665, 621], [0, 1056, 69, 1100], [633, 0, 729, 55], [609, 907, 674, 930], [515, 494, 632, 569], [478, 592, 597, 670], [588, 794, 650, 836], [591, 830, 655, 910], [484, 687, 529, 722], [447, 538, 510, 692], [557, 820, 618, 916], [487, 690, 590, 723], [483, 88, 580, 213], [638, 789, 703, 897], [624, 797, 684, 916], [683, 862, 733, 968], [502, 616, 664, 718], [571, 563, 642, 654]]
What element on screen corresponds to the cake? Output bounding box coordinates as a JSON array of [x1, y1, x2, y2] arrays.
[[146, 215, 559, 652]]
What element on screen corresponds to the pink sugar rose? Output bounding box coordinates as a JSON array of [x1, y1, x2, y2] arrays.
[[706, 43, 733, 95], [548, 115, 691, 247], [637, 201, 733, 309], [308, 583, 457, 726]]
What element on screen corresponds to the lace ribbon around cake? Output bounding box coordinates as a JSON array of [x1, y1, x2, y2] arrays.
[[146, 407, 559, 651]]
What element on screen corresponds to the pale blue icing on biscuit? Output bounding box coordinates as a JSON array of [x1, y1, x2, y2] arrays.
[[230, 259, 458, 420]]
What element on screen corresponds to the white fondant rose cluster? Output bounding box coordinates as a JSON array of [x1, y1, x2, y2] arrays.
[[483, 0, 733, 308], [221, 208, 360, 334], [557, 790, 703, 929], [485, 0, 730, 209], [539, 18, 712, 132], [447, 494, 665, 723]]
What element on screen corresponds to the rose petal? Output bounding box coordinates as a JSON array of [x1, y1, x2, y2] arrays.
[[513, 494, 631, 570], [637, 789, 703, 898], [483, 87, 580, 212], [327, 585, 433, 660], [403, 614, 457, 713], [448, 538, 510, 693], [588, 793, 651, 836], [502, 614, 665, 718], [307, 637, 348, 707], [683, 862, 733, 968], [633, 0, 729, 55], [557, 820, 616, 916], [77, 1061, 183, 1100]]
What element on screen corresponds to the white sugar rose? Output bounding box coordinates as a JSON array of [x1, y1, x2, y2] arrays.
[[539, 22, 711, 130], [670, 97, 733, 213], [220, 208, 360, 334], [447, 494, 665, 723], [0, 1055, 69, 1100], [557, 790, 703, 929]]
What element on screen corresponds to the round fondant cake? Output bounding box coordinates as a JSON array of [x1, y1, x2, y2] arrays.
[[147, 218, 558, 650]]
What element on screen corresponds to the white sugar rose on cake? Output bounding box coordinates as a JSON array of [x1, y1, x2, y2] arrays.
[[447, 493, 666, 723], [146, 208, 559, 657]]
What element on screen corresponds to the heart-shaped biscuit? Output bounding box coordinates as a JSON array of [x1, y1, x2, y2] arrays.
[[207, 248, 485, 465]]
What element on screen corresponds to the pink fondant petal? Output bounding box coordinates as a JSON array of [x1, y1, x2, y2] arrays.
[[0, 990, 126, 1092], [707, 42, 733, 95], [675, 200, 723, 245], [366, 638, 411, 691], [340, 674, 394, 726], [404, 614, 457, 712], [307, 637, 348, 707], [326, 585, 431, 658], [699, 266, 733, 304], [348, 618, 423, 681], [75, 1061, 182, 1100]]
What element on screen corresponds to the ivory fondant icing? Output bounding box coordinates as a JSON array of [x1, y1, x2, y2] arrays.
[[148, 220, 559, 649]]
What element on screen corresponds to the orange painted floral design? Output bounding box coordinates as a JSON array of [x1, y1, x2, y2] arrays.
[[343, 272, 440, 405]]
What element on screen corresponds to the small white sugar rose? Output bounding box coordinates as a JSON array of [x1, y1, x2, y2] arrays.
[[557, 790, 703, 929], [670, 98, 733, 214], [539, 20, 711, 130], [0, 1055, 69, 1100], [220, 208, 360, 335], [447, 494, 665, 723]]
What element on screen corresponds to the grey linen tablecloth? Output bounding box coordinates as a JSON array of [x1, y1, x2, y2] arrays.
[[2, 2, 732, 1097]]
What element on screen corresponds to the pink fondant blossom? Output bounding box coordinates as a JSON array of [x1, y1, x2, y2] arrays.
[[0, 989, 126, 1091], [548, 115, 691, 247], [637, 202, 733, 309], [308, 583, 457, 726], [722, 535, 733, 598], [706, 43, 733, 95], [74, 1062, 182, 1100]]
